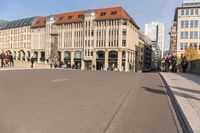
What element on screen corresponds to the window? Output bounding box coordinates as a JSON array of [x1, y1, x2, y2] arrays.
[[190, 20, 194, 28], [58, 17, 64, 21], [36, 21, 40, 24], [181, 21, 184, 28], [190, 32, 194, 39], [184, 43, 188, 50], [123, 20, 127, 25], [185, 32, 188, 39], [122, 40, 126, 46], [180, 43, 184, 50], [181, 32, 184, 39], [78, 14, 84, 19], [122, 29, 127, 36], [68, 16, 73, 19], [194, 42, 198, 49], [195, 20, 198, 28], [181, 10, 185, 15], [194, 31, 198, 39], [191, 9, 194, 15], [111, 11, 117, 15], [91, 30, 94, 36], [100, 12, 106, 16], [195, 9, 199, 15], [186, 9, 189, 15], [185, 20, 189, 28]]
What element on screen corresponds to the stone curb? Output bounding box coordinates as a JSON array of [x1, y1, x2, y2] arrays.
[[159, 73, 193, 133]]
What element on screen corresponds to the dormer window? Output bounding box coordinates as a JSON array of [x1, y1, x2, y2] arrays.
[[78, 14, 84, 19], [68, 16, 73, 19], [100, 12, 106, 16], [36, 21, 40, 24], [111, 11, 117, 15], [58, 17, 64, 21]]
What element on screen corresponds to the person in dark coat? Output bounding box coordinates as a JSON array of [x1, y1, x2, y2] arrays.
[[181, 56, 188, 73], [31, 57, 35, 68], [9, 54, 14, 67]]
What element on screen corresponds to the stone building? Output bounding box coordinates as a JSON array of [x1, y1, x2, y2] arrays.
[[0, 7, 141, 72], [171, 0, 200, 58]]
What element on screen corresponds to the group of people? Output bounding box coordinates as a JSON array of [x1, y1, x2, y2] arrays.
[[164, 54, 188, 73], [164, 54, 178, 72], [0, 51, 14, 67]]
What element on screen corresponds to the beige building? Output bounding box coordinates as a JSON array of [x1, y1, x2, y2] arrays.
[[172, 0, 200, 58], [169, 22, 177, 55], [0, 7, 141, 72]]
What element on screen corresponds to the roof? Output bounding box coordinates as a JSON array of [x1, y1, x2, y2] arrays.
[[31, 7, 140, 29], [0, 17, 37, 30], [31, 17, 47, 28]]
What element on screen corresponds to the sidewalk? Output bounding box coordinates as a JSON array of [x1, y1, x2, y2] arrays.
[[0, 60, 50, 70], [161, 72, 200, 133]]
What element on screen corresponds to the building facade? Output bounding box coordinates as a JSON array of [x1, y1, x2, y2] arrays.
[[0, 7, 140, 72], [169, 22, 177, 55], [172, 0, 200, 58], [135, 31, 153, 72], [145, 22, 165, 62]]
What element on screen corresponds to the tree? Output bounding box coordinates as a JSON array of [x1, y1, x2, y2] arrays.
[[184, 46, 200, 61]]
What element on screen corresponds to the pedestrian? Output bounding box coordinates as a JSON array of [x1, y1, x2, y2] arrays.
[[9, 54, 14, 67], [181, 56, 188, 73], [1, 52, 5, 67], [170, 55, 177, 72], [31, 56, 35, 68], [165, 54, 171, 72], [92, 64, 95, 70]]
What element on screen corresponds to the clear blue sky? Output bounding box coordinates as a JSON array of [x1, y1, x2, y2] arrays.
[[0, 0, 182, 49]]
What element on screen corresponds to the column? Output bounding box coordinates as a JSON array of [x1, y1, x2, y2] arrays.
[[105, 50, 108, 71], [38, 52, 41, 63], [71, 51, 74, 66], [92, 50, 96, 70], [81, 59, 84, 70], [118, 50, 122, 71], [125, 50, 129, 72], [61, 51, 64, 62]]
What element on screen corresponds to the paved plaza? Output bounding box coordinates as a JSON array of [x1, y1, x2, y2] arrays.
[[0, 70, 178, 133]]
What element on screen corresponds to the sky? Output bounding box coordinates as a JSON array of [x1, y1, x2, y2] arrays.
[[0, 0, 182, 49]]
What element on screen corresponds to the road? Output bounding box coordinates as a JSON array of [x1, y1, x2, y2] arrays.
[[0, 69, 178, 133]]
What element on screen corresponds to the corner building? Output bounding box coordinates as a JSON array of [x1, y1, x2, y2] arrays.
[[0, 7, 140, 71], [172, 0, 200, 58]]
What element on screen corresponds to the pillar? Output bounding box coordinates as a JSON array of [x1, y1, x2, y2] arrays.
[[71, 51, 74, 66], [38, 52, 41, 63], [118, 50, 122, 71], [125, 50, 129, 72], [92, 51, 96, 70], [61, 51, 64, 62], [105, 50, 108, 71]]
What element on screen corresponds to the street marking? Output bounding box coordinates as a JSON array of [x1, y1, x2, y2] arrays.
[[51, 79, 69, 82]]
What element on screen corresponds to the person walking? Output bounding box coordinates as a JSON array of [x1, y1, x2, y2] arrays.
[[1, 52, 5, 67], [181, 56, 188, 73], [31, 56, 35, 68], [9, 54, 14, 67]]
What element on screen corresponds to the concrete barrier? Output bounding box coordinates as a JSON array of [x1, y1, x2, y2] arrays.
[[188, 59, 200, 75]]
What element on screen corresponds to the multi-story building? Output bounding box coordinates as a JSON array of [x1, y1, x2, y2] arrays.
[[0, 7, 140, 72], [169, 22, 177, 55], [145, 22, 165, 62], [135, 31, 153, 71], [171, 0, 200, 58]]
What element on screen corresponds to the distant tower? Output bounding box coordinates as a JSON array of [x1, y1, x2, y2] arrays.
[[145, 22, 165, 64]]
